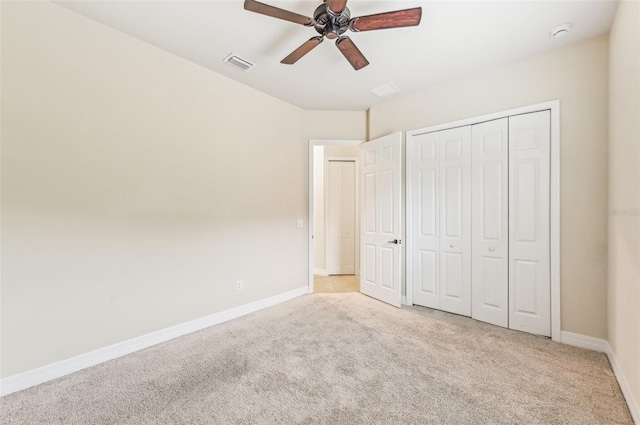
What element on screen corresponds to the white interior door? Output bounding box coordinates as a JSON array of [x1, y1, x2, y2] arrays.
[[360, 132, 402, 308], [471, 118, 509, 327], [410, 127, 471, 316], [327, 160, 356, 275], [509, 111, 551, 336]]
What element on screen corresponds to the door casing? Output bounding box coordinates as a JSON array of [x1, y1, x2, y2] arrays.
[[308, 139, 364, 293]]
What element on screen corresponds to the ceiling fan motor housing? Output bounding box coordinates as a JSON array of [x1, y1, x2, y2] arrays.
[[313, 4, 350, 39]]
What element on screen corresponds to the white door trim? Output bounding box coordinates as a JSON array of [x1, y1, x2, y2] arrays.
[[308, 139, 364, 294], [406, 100, 561, 342], [325, 156, 360, 276]]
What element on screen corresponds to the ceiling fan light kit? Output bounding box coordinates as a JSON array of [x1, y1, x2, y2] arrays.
[[243, 0, 422, 70]]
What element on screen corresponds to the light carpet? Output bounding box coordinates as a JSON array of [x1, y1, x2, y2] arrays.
[[0, 293, 633, 424]]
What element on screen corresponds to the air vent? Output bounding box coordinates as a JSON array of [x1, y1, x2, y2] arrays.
[[223, 53, 256, 71], [371, 82, 400, 98], [550, 23, 572, 39]]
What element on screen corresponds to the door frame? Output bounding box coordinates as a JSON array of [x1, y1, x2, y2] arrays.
[[308, 139, 364, 294], [406, 100, 561, 342], [325, 156, 360, 276]]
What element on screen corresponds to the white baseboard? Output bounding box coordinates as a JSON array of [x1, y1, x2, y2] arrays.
[[0, 286, 308, 397], [561, 331, 609, 353], [313, 268, 329, 277], [606, 344, 640, 424], [562, 331, 639, 424]]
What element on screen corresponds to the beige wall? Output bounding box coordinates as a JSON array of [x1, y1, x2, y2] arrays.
[[324, 146, 361, 158], [369, 35, 610, 339], [608, 0, 640, 415], [303, 111, 367, 141], [0, 1, 314, 377]]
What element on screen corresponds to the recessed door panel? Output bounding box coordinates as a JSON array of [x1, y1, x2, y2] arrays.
[[442, 252, 463, 299], [381, 246, 394, 289], [513, 159, 539, 242], [364, 173, 376, 233], [381, 169, 394, 235], [442, 166, 463, 239], [364, 244, 376, 285], [481, 257, 504, 308], [419, 169, 437, 237], [420, 142, 436, 162], [364, 150, 376, 167], [419, 250, 437, 294], [443, 137, 462, 159], [471, 118, 509, 328], [482, 163, 504, 241], [513, 259, 538, 315]]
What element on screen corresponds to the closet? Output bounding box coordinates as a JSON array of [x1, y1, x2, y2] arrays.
[[408, 110, 551, 337], [327, 160, 356, 275]]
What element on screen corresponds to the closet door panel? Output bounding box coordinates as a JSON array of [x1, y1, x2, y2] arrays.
[[439, 127, 472, 317], [471, 118, 509, 328], [509, 111, 551, 337], [411, 133, 440, 309]]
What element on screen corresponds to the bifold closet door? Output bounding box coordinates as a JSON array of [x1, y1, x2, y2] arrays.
[[509, 111, 551, 337], [471, 118, 509, 328], [411, 126, 472, 316]]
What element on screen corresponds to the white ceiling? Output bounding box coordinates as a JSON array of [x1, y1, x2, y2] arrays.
[[54, 0, 619, 111]]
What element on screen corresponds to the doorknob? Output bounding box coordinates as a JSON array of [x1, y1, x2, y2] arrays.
[[450, 243, 454, 248], [488, 247, 495, 252], [387, 239, 400, 244]]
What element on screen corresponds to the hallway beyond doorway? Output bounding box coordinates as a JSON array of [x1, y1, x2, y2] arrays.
[[314, 275, 360, 293]]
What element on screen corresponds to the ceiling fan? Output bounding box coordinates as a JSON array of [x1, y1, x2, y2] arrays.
[[243, 0, 422, 70]]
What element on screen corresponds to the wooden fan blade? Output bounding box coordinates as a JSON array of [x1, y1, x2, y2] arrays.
[[327, 0, 348, 14], [244, 0, 313, 26], [336, 37, 369, 70], [281, 37, 324, 65], [350, 7, 422, 32]]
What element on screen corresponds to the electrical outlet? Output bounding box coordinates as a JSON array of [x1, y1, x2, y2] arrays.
[[236, 280, 243, 290], [296, 219, 303, 228]]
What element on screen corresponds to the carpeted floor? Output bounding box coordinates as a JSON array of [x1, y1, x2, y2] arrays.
[[1, 293, 633, 424]]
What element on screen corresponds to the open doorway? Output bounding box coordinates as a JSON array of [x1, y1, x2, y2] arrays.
[[308, 139, 363, 294]]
